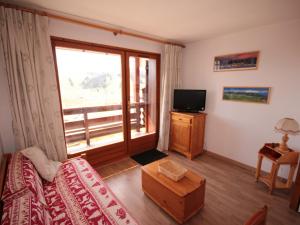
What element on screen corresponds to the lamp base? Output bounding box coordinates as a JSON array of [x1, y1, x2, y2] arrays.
[[278, 134, 289, 153]]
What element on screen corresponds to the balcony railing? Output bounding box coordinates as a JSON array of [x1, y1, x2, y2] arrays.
[[62, 103, 146, 148]]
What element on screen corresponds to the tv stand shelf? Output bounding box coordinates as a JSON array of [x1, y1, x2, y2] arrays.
[[169, 112, 206, 159]]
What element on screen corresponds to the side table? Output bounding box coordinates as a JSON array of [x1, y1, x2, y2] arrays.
[[255, 143, 299, 194]]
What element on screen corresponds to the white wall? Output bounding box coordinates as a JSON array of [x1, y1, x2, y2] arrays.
[[48, 19, 162, 53], [0, 18, 163, 153], [182, 19, 300, 178]]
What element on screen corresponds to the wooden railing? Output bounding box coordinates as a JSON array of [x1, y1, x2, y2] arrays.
[[63, 103, 146, 146]]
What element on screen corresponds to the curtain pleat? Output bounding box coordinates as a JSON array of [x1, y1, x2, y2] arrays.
[[157, 44, 182, 151], [0, 6, 67, 161]]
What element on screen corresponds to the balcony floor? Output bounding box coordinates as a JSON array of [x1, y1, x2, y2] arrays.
[[67, 128, 154, 155]]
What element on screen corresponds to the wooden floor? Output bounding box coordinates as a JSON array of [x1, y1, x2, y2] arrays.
[[95, 157, 138, 179], [101, 152, 300, 225]]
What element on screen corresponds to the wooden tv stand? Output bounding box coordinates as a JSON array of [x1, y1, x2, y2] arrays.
[[169, 112, 206, 159]]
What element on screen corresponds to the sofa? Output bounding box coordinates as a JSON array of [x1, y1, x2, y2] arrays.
[[0, 152, 138, 225]]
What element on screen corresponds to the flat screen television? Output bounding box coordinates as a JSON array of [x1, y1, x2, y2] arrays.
[[173, 89, 206, 112]]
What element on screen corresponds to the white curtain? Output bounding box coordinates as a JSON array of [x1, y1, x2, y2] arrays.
[[157, 44, 182, 151], [0, 7, 67, 161]]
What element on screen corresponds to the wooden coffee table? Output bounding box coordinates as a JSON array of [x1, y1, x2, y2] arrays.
[[141, 158, 205, 224]]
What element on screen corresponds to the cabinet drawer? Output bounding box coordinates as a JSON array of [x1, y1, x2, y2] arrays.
[[171, 115, 192, 124]]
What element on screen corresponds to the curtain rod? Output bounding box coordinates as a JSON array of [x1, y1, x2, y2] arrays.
[[0, 2, 185, 48]]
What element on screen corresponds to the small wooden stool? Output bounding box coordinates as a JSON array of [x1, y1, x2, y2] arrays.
[[255, 143, 299, 194]]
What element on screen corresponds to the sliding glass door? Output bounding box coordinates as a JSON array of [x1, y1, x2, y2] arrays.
[[54, 44, 126, 156], [52, 38, 160, 161], [126, 53, 160, 155]]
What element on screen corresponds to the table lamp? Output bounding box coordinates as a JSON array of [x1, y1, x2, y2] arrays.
[[274, 118, 300, 152]]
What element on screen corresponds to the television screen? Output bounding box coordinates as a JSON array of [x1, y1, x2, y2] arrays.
[[173, 89, 206, 112]]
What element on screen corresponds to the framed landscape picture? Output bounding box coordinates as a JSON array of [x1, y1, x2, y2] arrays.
[[223, 87, 271, 104], [214, 51, 259, 72]]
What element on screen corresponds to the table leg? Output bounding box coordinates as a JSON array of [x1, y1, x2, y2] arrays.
[[269, 163, 279, 194], [287, 164, 297, 188], [255, 154, 263, 182]]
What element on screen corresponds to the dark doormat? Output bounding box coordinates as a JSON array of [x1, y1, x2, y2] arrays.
[[131, 149, 168, 166]]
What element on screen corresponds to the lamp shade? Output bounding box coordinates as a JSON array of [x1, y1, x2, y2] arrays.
[[275, 118, 300, 135]]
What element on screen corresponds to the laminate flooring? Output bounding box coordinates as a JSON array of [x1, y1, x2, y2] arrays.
[[100, 152, 300, 225], [95, 157, 138, 179]]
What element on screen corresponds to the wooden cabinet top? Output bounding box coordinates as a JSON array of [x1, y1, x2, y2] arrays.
[[141, 158, 205, 197], [171, 111, 207, 117]]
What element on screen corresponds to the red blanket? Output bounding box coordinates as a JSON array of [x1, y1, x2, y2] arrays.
[[1, 155, 138, 225], [44, 157, 138, 225]]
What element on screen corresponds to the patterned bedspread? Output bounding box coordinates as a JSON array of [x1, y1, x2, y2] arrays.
[[43, 157, 138, 225], [1, 155, 138, 225], [1, 189, 52, 225]]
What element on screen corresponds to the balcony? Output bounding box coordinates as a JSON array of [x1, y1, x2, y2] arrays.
[[63, 102, 146, 154]]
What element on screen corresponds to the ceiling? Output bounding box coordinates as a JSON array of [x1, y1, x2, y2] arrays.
[[5, 0, 300, 43]]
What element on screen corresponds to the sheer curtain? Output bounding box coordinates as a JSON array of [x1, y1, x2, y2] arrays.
[[0, 6, 67, 161], [157, 44, 182, 151]]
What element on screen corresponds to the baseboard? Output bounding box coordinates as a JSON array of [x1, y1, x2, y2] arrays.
[[203, 150, 290, 183], [204, 150, 256, 175]]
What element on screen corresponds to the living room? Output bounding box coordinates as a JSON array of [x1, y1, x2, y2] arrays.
[[0, 1, 300, 225]]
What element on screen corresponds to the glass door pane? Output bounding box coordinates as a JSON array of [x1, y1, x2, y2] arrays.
[[55, 47, 124, 154], [128, 56, 157, 139]]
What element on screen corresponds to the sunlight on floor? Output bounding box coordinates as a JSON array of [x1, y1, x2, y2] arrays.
[[95, 158, 139, 179]]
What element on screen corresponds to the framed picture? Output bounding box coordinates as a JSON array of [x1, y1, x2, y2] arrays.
[[214, 51, 259, 72], [222, 87, 271, 104]]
